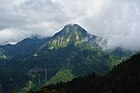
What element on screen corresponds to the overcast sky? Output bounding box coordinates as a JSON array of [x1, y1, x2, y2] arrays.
[[0, 0, 140, 51]]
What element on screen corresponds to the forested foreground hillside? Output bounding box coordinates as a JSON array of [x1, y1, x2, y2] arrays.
[[33, 53, 140, 93]]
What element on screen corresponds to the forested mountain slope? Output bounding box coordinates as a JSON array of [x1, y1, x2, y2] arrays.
[[35, 53, 140, 93]]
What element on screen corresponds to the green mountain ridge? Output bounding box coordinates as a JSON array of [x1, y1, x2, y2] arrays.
[[0, 24, 132, 93], [0, 37, 49, 64]]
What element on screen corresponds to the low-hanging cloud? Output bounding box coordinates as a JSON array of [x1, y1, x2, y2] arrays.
[[0, 0, 140, 51]]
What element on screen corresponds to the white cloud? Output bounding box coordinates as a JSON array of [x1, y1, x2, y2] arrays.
[[0, 28, 32, 45], [0, 0, 140, 50]]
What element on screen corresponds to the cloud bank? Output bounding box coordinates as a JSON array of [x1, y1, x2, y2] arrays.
[[0, 0, 140, 51]]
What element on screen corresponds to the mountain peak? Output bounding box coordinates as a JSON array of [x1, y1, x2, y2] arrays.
[[45, 24, 98, 50], [63, 24, 87, 33], [53, 24, 88, 38], [64, 24, 81, 28]]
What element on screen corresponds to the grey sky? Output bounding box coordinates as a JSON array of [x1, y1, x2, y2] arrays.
[[0, 0, 140, 51]]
